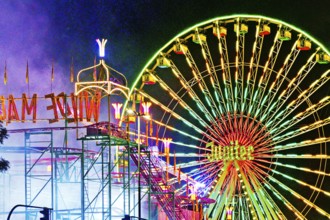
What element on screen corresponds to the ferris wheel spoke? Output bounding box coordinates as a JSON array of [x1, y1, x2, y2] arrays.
[[248, 170, 283, 220], [189, 163, 219, 179], [260, 32, 300, 115], [272, 161, 330, 177], [244, 19, 265, 115], [267, 174, 330, 218], [176, 158, 211, 169], [249, 127, 273, 150], [168, 152, 208, 157], [254, 166, 308, 219], [234, 18, 246, 114], [259, 153, 330, 159], [128, 124, 206, 148], [166, 142, 207, 153], [259, 35, 301, 115], [252, 171, 306, 219], [271, 115, 330, 147], [194, 28, 227, 114], [271, 169, 330, 197], [137, 90, 221, 143], [234, 161, 267, 219], [233, 168, 258, 219], [266, 137, 330, 153], [269, 96, 330, 137], [194, 169, 219, 188], [166, 54, 228, 132], [149, 118, 207, 144], [248, 161, 272, 178], [208, 187, 230, 219], [266, 68, 329, 131], [174, 164, 219, 195], [210, 174, 239, 220], [253, 161, 330, 201], [207, 162, 231, 201], [249, 26, 284, 117], [180, 36, 222, 117], [167, 55, 215, 116], [151, 74, 221, 135], [213, 21, 236, 114], [261, 49, 319, 125]]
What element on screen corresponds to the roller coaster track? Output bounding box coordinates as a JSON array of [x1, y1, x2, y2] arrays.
[[5, 121, 190, 219]]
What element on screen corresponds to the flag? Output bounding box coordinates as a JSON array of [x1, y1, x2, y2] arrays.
[[156, 125, 159, 146], [25, 61, 29, 84], [149, 117, 153, 136], [51, 61, 54, 82], [174, 151, 176, 175], [93, 57, 97, 81], [4, 61, 7, 85], [70, 57, 74, 82], [186, 175, 189, 196]]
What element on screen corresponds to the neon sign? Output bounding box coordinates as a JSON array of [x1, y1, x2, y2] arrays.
[[206, 140, 254, 162], [0, 92, 101, 123]]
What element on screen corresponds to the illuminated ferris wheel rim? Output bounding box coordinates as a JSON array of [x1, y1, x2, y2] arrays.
[[127, 14, 330, 96], [123, 14, 330, 151], [122, 14, 329, 144], [122, 14, 330, 219], [123, 14, 329, 148]]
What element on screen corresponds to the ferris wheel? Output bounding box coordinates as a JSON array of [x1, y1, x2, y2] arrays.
[[126, 15, 330, 219]]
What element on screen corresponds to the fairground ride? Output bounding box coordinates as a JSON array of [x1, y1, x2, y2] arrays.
[[0, 14, 329, 220], [124, 14, 330, 220]]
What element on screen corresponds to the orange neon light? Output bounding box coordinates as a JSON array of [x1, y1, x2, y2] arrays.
[[0, 92, 101, 123]]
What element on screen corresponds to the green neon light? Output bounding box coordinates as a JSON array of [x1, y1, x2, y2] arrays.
[[205, 96, 211, 106], [197, 103, 204, 112], [212, 109, 217, 118], [205, 114, 211, 122], [215, 91, 220, 102], [261, 94, 268, 106], [123, 14, 330, 135], [225, 88, 228, 99]]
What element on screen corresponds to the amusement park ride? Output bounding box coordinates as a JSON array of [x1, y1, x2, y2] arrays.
[[1, 15, 330, 220]]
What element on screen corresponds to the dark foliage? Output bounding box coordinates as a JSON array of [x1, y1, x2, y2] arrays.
[[0, 123, 8, 144], [0, 121, 9, 172], [0, 157, 10, 172]]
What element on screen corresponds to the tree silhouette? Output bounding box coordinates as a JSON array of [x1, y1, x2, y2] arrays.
[[0, 121, 9, 172]]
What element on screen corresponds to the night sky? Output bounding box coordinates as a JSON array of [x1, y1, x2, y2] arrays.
[[0, 1, 330, 218], [1, 0, 330, 89]]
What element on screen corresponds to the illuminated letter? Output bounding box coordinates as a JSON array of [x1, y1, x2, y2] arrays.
[[240, 146, 247, 160], [229, 144, 235, 160], [22, 93, 37, 123], [214, 145, 219, 160], [8, 95, 20, 122], [223, 146, 229, 161], [69, 93, 79, 122], [247, 146, 254, 160], [78, 93, 84, 121], [234, 144, 240, 160], [206, 142, 214, 161], [0, 96, 6, 121], [45, 93, 59, 123], [56, 92, 74, 122], [84, 92, 101, 122]]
